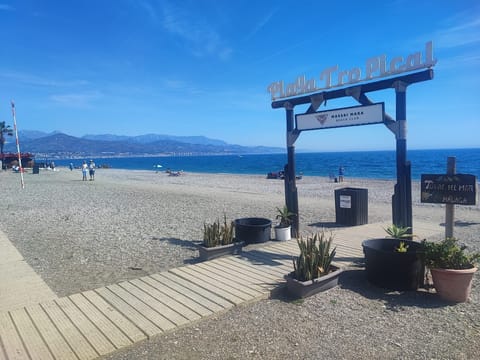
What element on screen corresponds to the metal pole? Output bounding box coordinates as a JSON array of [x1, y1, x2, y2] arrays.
[[284, 103, 299, 237], [445, 157, 456, 238], [11, 101, 25, 189]]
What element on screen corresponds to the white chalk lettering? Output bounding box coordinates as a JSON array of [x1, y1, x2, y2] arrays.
[[268, 41, 437, 101]]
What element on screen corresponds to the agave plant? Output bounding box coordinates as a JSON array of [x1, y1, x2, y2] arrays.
[[292, 231, 336, 282], [384, 224, 416, 253], [275, 205, 295, 228]]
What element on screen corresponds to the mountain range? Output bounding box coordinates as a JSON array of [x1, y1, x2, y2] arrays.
[[3, 131, 284, 158]]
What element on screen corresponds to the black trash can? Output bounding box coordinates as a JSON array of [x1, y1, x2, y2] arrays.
[[32, 164, 40, 174], [334, 187, 368, 226], [234, 218, 272, 244]]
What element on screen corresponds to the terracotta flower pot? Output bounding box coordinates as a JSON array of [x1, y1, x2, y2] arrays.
[[430, 267, 477, 303]]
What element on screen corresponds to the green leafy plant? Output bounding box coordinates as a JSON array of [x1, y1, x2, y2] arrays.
[[203, 215, 235, 248], [292, 231, 336, 282], [396, 241, 409, 253], [275, 205, 295, 228], [384, 224, 416, 253], [421, 238, 480, 270]]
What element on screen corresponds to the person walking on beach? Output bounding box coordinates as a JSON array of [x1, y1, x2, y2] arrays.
[[81, 161, 88, 181], [338, 166, 345, 182], [89, 160, 96, 181]]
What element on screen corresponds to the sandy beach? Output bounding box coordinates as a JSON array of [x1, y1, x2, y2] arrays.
[[1, 167, 479, 359]]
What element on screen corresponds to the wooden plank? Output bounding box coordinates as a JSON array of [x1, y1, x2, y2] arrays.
[[56, 297, 115, 356], [82, 290, 146, 343], [129, 279, 202, 321], [215, 257, 282, 285], [249, 248, 296, 266], [334, 246, 363, 255], [218, 257, 285, 280], [139, 277, 213, 318], [149, 273, 228, 312], [0, 311, 29, 360], [95, 287, 162, 338], [195, 262, 269, 292], [41, 300, 98, 360], [117, 282, 189, 327], [9, 308, 53, 360], [0, 260, 57, 313], [25, 304, 77, 360], [334, 241, 363, 250], [237, 252, 292, 272], [265, 242, 298, 254], [170, 267, 250, 304], [69, 293, 132, 349], [106, 284, 176, 332], [241, 251, 292, 272], [202, 259, 278, 288], [158, 272, 236, 308], [249, 250, 294, 269], [187, 264, 265, 297], [251, 243, 292, 252]]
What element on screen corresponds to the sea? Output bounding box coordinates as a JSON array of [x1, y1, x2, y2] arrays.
[[53, 148, 480, 181]]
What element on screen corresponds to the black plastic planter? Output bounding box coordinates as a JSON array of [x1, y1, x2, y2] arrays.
[[362, 238, 423, 291], [234, 217, 272, 244]]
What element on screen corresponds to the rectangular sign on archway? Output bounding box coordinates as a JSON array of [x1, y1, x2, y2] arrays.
[[296, 102, 384, 131]]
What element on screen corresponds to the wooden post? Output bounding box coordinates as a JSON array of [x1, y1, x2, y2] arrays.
[[445, 157, 456, 238], [285, 103, 299, 237]]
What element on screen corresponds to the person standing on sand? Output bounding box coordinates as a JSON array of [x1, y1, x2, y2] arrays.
[[81, 161, 88, 181], [89, 160, 96, 181], [338, 166, 345, 182]]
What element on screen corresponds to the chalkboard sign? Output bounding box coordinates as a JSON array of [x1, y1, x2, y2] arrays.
[[421, 174, 477, 205]]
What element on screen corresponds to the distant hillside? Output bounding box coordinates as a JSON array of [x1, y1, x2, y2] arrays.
[[4, 131, 283, 158], [83, 133, 228, 146]]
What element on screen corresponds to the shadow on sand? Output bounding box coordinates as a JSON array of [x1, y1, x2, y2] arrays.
[[273, 268, 453, 309], [151, 236, 201, 265], [337, 268, 451, 309]]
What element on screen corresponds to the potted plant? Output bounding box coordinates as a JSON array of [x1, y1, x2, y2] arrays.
[[198, 215, 243, 261], [274, 205, 295, 241], [421, 237, 480, 302], [285, 231, 343, 298], [362, 225, 424, 291]]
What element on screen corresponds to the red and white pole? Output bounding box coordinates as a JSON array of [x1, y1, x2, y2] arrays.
[[11, 100, 25, 189]]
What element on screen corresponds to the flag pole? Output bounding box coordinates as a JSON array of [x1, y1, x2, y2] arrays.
[[11, 100, 25, 189]]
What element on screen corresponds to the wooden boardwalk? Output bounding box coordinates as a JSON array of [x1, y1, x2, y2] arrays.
[[0, 221, 442, 359], [0, 230, 57, 313]]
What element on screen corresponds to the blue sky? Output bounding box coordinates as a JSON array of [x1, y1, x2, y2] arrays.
[[0, 0, 478, 151]]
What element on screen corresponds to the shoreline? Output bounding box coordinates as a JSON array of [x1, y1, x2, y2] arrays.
[[35, 165, 480, 185]]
